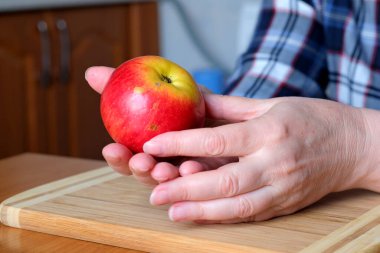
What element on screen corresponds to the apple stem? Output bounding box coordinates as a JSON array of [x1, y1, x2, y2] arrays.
[[161, 75, 172, 84]]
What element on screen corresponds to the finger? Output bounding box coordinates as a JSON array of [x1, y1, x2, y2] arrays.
[[179, 157, 237, 176], [150, 160, 267, 205], [129, 153, 157, 176], [178, 160, 206, 176], [254, 203, 304, 222], [195, 204, 278, 224], [102, 143, 133, 176], [194, 218, 255, 224], [204, 118, 230, 128], [129, 153, 158, 185], [204, 94, 273, 121], [85, 66, 115, 94], [194, 211, 274, 224], [143, 120, 263, 157], [193, 196, 309, 224], [151, 162, 180, 183], [198, 84, 213, 94], [168, 186, 274, 222]]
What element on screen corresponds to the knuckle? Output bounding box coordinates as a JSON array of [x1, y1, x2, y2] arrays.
[[220, 171, 240, 197], [172, 135, 182, 155], [284, 152, 297, 168], [272, 187, 296, 213], [194, 204, 206, 219], [275, 152, 298, 177], [267, 118, 289, 143], [273, 124, 289, 141], [177, 185, 191, 201], [203, 129, 226, 156], [273, 203, 287, 213], [235, 196, 256, 219], [274, 197, 299, 214]]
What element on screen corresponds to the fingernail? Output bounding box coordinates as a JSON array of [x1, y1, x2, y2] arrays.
[[169, 205, 187, 221], [150, 188, 169, 205], [143, 141, 162, 155], [84, 67, 92, 82]]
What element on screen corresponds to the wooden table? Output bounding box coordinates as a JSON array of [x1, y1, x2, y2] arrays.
[[0, 153, 143, 253], [4, 153, 380, 252]]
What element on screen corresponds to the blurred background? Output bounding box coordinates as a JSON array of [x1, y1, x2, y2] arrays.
[[0, 0, 261, 160]]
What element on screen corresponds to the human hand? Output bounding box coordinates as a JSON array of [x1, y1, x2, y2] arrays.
[[143, 95, 372, 223], [85, 66, 234, 185], [85, 66, 156, 184]]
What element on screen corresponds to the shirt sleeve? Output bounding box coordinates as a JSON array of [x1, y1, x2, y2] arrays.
[[225, 0, 328, 98]]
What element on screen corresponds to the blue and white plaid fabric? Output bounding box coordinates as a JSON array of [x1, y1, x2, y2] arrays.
[[225, 0, 380, 109]]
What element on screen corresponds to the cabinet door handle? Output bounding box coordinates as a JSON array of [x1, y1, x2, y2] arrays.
[[56, 19, 71, 86], [37, 20, 52, 88]]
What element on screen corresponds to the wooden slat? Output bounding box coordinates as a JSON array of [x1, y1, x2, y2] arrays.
[[2, 165, 380, 252], [301, 205, 380, 252]]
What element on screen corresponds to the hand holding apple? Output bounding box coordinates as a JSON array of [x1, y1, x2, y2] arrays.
[[100, 56, 206, 153], [86, 64, 225, 186]]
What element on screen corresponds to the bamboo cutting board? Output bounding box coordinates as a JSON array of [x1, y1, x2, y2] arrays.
[[1, 167, 380, 253]]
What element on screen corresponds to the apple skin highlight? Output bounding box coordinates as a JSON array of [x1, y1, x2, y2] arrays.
[[100, 56, 206, 153]]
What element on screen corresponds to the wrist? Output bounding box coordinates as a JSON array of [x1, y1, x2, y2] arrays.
[[355, 108, 380, 191]]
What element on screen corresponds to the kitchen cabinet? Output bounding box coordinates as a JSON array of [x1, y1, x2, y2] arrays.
[[0, 2, 159, 159]]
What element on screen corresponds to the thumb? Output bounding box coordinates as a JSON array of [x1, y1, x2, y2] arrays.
[[204, 94, 272, 122], [85, 66, 115, 94]]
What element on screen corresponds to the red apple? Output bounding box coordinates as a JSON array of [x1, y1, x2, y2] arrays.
[[100, 56, 206, 153]]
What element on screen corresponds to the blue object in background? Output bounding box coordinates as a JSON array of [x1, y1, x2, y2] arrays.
[[192, 68, 225, 94]]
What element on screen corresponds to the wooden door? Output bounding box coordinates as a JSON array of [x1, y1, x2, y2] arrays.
[[0, 3, 159, 160], [0, 11, 52, 158], [52, 3, 159, 159]]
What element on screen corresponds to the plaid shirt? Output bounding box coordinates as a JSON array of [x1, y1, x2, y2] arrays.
[[225, 0, 380, 109]]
